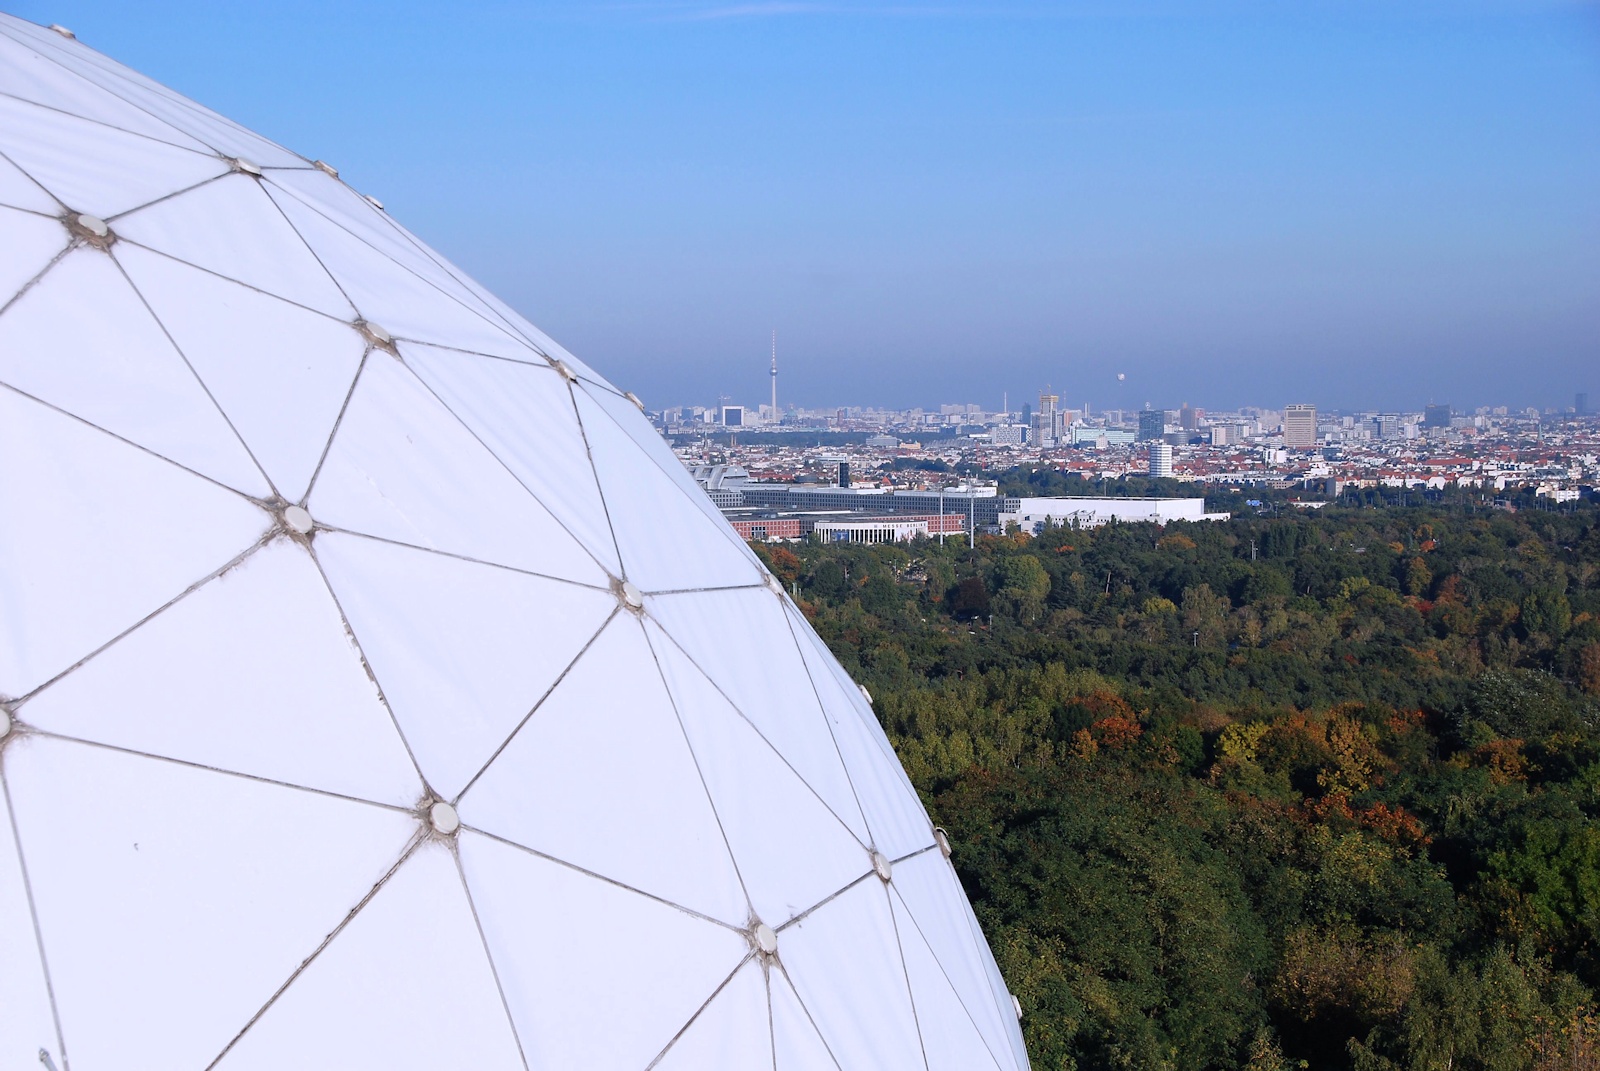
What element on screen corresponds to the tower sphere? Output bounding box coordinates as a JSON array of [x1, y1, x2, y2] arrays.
[[0, 16, 1029, 1070]]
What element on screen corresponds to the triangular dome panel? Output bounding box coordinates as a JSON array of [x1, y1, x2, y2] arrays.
[[574, 384, 767, 591], [459, 830, 753, 1071], [313, 531, 617, 800], [892, 849, 1023, 1069], [652, 957, 772, 1071], [114, 173, 355, 318], [788, 603, 935, 860], [0, 387, 266, 698], [0, 204, 68, 309], [0, 93, 228, 219], [263, 181, 540, 362], [3, 735, 420, 1071], [212, 844, 526, 1071], [20, 539, 423, 807], [460, 614, 749, 927], [0, 32, 214, 153], [310, 351, 607, 585], [648, 620, 870, 926], [0, 784, 61, 1070], [401, 341, 622, 576], [892, 886, 1006, 1071], [266, 167, 527, 340], [116, 241, 366, 503], [0, 19, 307, 168], [771, 969, 843, 1071], [647, 588, 870, 845], [0, 247, 272, 495], [779, 880, 927, 1071], [0, 147, 63, 213]]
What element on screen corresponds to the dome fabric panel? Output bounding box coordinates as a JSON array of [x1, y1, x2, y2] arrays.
[[0, 388, 267, 697], [113, 242, 366, 502], [210, 844, 528, 1071], [20, 540, 423, 808], [0, 204, 69, 309], [0, 18, 307, 168], [0, 34, 213, 153], [459, 615, 750, 927], [0, 149, 61, 213], [399, 342, 624, 573], [0, 93, 229, 218], [0, 787, 61, 1070], [771, 969, 846, 1070], [113, 175, 356, 318], [0, 15, 1030, 1071], [308, 352, 608, 585], [0, 248, 272, 495], [652, 958, 773, 1070], [4, 735, 420, 1071]]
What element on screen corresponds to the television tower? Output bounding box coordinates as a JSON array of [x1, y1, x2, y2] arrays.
[[769, 330, 778, 424]]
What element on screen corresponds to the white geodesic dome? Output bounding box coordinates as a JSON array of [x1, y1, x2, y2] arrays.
[[0, 15, 1030, 1071]]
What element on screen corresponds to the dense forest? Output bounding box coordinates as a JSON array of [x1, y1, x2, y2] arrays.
[[752, 491, 1600, 1071]]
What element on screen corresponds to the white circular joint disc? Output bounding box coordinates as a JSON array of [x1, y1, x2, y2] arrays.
[[429, 800, 460, 836], [282, 505, 315, 535], [871, 850, 892, 883]]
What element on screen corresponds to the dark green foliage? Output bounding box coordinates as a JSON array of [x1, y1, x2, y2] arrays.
[[787, 498, 1600, 1070]]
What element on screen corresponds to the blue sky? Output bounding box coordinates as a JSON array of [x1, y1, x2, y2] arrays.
[[13, 1, 1600, 413]]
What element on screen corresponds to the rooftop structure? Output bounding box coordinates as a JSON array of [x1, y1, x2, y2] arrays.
[[0, 18, 1029, 1070]]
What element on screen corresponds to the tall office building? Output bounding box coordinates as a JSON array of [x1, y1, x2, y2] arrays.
[[1032, 389, 1059, 446], [1578, 392, 1589, 417], [1283, 405, 1318, 450], [1148, 442, 1173, 478], [1178, 404, 1203, 431], [1423, 404, 1452, 429], [1137, 409, 1167, 442]]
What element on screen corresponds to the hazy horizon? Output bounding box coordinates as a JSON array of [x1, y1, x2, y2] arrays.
[[17, 1, 1599, 413]]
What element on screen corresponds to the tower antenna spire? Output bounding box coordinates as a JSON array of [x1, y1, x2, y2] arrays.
[[770, 330, 778, 425]]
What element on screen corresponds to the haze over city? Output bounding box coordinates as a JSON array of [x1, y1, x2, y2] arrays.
[[14, 0, 1598, 413]]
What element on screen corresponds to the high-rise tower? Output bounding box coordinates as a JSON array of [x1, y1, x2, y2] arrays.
[[770, 331, 778, 424]]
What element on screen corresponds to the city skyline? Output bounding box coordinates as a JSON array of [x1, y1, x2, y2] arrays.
[[653, 379, 1596, 424], [18, 1, 1598, 411]]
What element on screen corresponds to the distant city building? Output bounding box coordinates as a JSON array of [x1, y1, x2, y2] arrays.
[[1283, 404, 1318, 449], [1578, 392, 1590, 417], [1424, 404, 1452, 429], [720, 404, 745, 427], [1179, 404, 1203, 431], [1371, 414, 1401, 440], [1209, 424, 1244, 447], [727, 517, 805, 542], [989, 424, 1029, 446], [1148, 441, 1173, 478], [1070, 426, 1135, 446], [1001, 497, 1225, 533], [865, 434, 901, 449], [815, 519, 934, 544], [1137, 409, 1167, 442], [1032, 389, 1060, 446]]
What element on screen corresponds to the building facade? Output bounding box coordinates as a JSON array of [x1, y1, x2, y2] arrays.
[[1284, 404, 1318, 449], [1148, 441, 1174, 478]]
